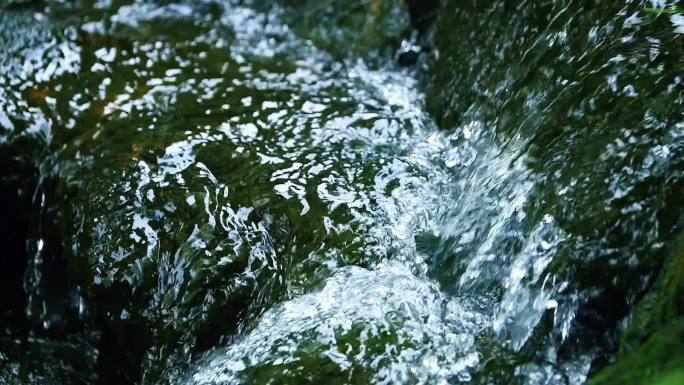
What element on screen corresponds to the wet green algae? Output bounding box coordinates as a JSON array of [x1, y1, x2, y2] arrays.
[[588, 232, 684, 385], [1, 0, 684, 384]]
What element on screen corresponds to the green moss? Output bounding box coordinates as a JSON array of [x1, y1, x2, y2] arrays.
[[589, 232, 684, 385], [272, 0, 411, 62], [650, 370, 684, 385], [619, 232, 684, 352], [588, 317, 684, 385]]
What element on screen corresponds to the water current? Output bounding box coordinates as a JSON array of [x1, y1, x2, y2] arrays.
[[1, 1, 683, 384]]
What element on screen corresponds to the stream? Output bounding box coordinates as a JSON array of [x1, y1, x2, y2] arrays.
[[1, 1, 683, 385]]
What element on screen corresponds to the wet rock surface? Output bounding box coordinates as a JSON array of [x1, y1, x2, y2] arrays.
[[0, 1, 682, 384]]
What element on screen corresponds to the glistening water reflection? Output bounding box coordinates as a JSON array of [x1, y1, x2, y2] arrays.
[[1, 0, 683, 384]]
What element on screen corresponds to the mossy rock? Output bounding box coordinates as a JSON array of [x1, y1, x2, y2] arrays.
[[620, 231, 684, 352], [272, 0, 411, 62], [589, 231, 684, 385], [589, 317, 684, 385]]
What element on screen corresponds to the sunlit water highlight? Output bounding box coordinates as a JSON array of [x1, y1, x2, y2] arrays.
[[2, 0, 682, 384]]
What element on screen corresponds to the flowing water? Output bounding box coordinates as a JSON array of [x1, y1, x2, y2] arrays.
[[1, 1, 683, 385]]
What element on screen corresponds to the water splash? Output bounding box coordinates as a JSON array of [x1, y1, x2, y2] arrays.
[[2, 0, 682, 384]]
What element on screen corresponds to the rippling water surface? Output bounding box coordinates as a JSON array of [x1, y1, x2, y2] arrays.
[[1, 1, 683, 384]]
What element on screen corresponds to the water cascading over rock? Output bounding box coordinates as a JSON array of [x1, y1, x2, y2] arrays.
[[1, 1, 682, 384]]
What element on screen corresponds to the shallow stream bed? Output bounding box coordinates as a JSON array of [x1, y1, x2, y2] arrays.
[[1, 1, 683, 384]]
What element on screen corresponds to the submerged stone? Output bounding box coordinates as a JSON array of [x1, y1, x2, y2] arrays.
[[1, 0, 683, 384]]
